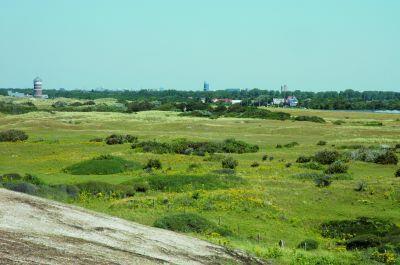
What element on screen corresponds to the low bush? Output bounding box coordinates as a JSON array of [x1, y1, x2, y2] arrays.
[[222, 157, 238, 169], [346, 234, 382, 250], [153, 213, 231, 236], [283, 142, 299, 148], [2, 181, 38, 195], [317, 140, 327, 146], [365, 121, 383, 126], [132, 138, 258, 155], [296, 156, 312, 163], [300, 162, 324, 170], [23, 174, 44, 185], [262, 154, 268, 161], [294, 115, 325, 123], [0, 129, 28, 142], [297, 239, 319, 250], [64, 155, 140, 175], [324, 161, 349, 174], [354, 181, 367, 192], [105, 134, 138, 145], [144, 159, 162, 170], [314, 150, 340, 165], [203, 154, 226, 162], [0, 173, 22, 182], [375, 151, 398, 165], [333, 120, 346, 125], [395, 169, 400, 178], [285, 162, 292, 168], [276, 144, 282, 148], [76, 181, 135, 198], [132, 181, 150, 193], [251, 162, 260, 168], [314, 175, 332, 187]]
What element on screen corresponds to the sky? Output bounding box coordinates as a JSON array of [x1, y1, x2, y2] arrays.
[[1, 0, 399, 91]]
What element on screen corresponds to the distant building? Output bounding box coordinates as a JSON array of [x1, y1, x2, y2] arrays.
[[212, 98, 232, 103], [33, 77, 43, 98], [225, 88, 241, 92], [231, 100, 242, 105], [7, 91, 27, 98], [203, 82, 210, 91], [286, 96, 298, 107], [272, 98, 285, 105]]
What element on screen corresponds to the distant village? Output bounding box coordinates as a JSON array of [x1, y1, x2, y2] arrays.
[[5, 78, 299, 107]]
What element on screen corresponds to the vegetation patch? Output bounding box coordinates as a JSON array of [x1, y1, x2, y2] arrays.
[[126, 174, 244, 192], [347, 148, 398, 165], [294, 115, 325, 123], [105, 134, 138, 145], [321, 217, 400, 250], [0, 129, 28, 142], [324, 161, 349, 174], [297, 239, 319, 250], [132, 138, 259, 155], [314, 150, 340, 165], [64, 155, 140, 175], [154, 213, 231, 235]]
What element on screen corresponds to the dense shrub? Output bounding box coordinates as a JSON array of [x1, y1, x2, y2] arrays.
[[297, 239, 319, 250], [222, 157, 238, 169], [0, 129, 28, 142], [262, 154, 268, 161], [396, 169, 400, 178], [0, 101, 37, 114], [324, 161, 349, 174], [153, 213, 231, 236], [317, 140, 327, 146], [314, 150, 340, 165], [333, 120, 346, 125], [314, 175, 332, 187], [132, 138, 258, 155], [321, 217, 400, 241], [251, 162, 260, 167], [285, 162, 292, 168], [144, 159, 162, 170], [2, 182, 38, 195], [346, 234, 382, 250], [296, 155, 312, 163], [23, 174, 44, 185], [132, 181, 150, 192], [300, 162, 324, 170], [105, 134, 138, 145], [128, 173, 243, 192], [354, 181, 367, 192], [0, 173, 22, 182], [283, 142, 299, 148], [374, 151, 398, 165], [64, 155, 140, 175], [276, 144, 282, 148], [294, 115, 325, 123]]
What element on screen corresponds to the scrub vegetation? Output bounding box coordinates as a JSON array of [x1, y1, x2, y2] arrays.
[[0, 99, 400, 264]]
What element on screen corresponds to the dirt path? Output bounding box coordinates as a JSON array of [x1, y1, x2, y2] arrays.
[[0, 189, 265, 264]]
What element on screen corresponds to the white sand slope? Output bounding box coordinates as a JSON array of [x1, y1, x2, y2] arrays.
[[0, 189, 265, 265]]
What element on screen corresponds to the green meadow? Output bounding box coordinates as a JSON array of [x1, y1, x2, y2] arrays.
[[1, 107, 400, 264]]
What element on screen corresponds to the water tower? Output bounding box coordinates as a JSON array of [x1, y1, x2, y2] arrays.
[[33, 77, 43, 98]]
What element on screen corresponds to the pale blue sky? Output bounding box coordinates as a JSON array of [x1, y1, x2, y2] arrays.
[[1, 0, 399, 91]]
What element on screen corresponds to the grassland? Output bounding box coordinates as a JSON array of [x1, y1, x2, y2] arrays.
[[1, 106, 399, 264]]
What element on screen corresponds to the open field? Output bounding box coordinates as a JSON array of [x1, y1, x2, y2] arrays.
[[1, 108, 400, 264]]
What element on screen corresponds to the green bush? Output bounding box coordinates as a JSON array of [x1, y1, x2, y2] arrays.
[[365, 121, 383, 126], [300, 162, 324, 170], [297, 239, 319, 250], [129, 173, 244, 192], [262, 154, 268, 161], [314, 175, 332, 187], [132, 181, 150, 192], [251, 161, 260, 167], [64, 155, 140, 175], [76, 181, 135, 198], [346, 234, 382, 250], [203, 154, 226, 162], [0, 173, 22, 182], [317, 140, 327, 146], [283, 142, 299, 148], [395, 169, 400, 178], [324, 161, 349, 174], [153, 213, 231, 236], [3, 182, 38, 195], [354, 181, 367, 192], [294, 115, 325, 123], [375, 151, 398, 165], [285, 162, 292, 168], [23, 174, 44, 185], [222, 157, 238, 169], [314, 150, 340, 165], [333, 120, 346, 125], [0, 129, 28, 142], [296, 156, 312, 163], [105, 134, 138, 145], [144, 159, 162, 170]]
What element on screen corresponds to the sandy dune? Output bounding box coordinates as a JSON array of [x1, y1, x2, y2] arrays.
[[0, 189, 264, 264]]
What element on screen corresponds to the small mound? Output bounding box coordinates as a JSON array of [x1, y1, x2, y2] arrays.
[[154, 213, 231, 236], [64, 155, 140, 175]]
